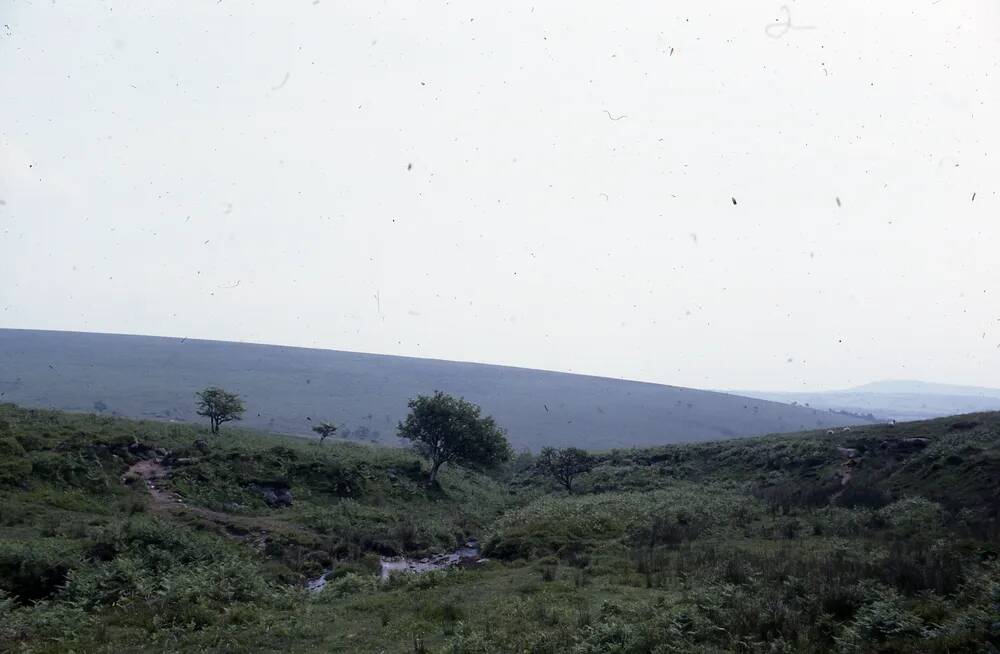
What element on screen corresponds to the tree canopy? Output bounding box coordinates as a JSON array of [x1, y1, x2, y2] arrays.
[[397, 391, 512, 483], [537, 446, 594, 492], [195, 387, 245, 434]]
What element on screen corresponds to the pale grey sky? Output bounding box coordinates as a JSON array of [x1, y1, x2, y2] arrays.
[[1, 0, 998, 392]]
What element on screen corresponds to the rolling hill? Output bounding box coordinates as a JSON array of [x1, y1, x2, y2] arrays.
[[737, 379, 1000, 423], [0, 329, 869, 450]]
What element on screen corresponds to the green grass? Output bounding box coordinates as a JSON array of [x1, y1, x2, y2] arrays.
[[1, 404, 998, 652]]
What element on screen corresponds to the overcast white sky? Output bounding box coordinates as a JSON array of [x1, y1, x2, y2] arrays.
[[1, 0, 998, 392]]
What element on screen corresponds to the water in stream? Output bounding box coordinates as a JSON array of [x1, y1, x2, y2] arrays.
[[308, 539, 483, 591]]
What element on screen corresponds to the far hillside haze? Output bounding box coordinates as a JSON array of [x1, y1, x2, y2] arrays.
[[0, 329, 869, 450], [737, 381, 1000, 423]]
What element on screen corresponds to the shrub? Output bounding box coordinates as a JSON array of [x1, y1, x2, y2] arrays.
[[0, 436, 30, 486], [315, 572, 377, 600], [878, 497, 943, 536], [0, 541, 78, 603], [839, 586, 924, 649]]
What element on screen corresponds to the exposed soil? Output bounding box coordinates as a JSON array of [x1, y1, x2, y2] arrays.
[[123, 459, 181, 509], [828, 457, 857, 504], [122, 457, 305, 550]]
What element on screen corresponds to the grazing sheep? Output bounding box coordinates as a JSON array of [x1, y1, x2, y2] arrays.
[[826, 429, 836, 435], [841, 427, 852, 433]]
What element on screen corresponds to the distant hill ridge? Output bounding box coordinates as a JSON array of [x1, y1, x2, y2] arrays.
[[735, 380, 1000, 423], [845, 380, 1000, 398], [0, 329, 868, 450]]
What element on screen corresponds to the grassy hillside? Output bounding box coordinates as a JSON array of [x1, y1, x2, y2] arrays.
[[1, 405, 997, 653], [0, 329, 869, 451]]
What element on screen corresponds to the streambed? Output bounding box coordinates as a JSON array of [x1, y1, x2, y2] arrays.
[[308, 539, 484, 591]]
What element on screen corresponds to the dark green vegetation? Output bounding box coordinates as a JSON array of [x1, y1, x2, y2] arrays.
[[0, 329, 868, 450], [1, 404, 998, 652]]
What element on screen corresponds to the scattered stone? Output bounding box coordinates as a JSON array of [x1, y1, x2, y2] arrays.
[[377, 542, 482, 581]]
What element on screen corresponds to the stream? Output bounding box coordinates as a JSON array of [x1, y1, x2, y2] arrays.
[[307, 539, 483, 592]]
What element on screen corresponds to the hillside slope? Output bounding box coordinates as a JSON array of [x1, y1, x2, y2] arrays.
[[0, 329, 868, 450], [1, 406, 997, 652]]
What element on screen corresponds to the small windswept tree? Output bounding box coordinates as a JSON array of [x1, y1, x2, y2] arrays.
[[195, 387, 245, 434], [537, 446, 594, 493], [312, 421, 338, 444], [397, 391, 512, 484]]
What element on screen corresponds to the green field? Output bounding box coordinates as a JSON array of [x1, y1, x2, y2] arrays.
[[1, 404, 998, 652]]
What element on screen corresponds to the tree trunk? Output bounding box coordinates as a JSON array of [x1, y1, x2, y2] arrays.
[[428, 460, 444, 484]]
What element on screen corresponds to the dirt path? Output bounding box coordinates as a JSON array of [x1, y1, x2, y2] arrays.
[[828, 461, 856, 504], [124, 458, 184, 509], [122, 457, 320, 549]]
